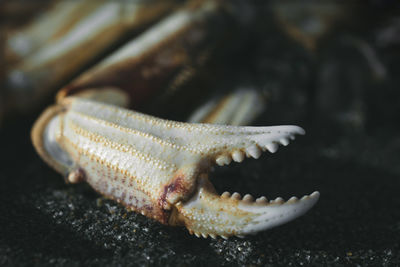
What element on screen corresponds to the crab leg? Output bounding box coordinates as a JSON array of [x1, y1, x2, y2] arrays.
[[56, 0, 238, 108], [187, 88, 267, 126], [3, 0, 178, 117]]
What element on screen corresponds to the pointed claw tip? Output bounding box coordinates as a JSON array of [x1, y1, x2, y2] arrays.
[[293, 126, 306, 135]]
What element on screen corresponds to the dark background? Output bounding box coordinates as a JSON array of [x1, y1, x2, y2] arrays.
[[1, 1, 400, 266]]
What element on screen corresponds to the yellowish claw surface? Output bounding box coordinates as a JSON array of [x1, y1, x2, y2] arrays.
[[32, 92, 319, 239]]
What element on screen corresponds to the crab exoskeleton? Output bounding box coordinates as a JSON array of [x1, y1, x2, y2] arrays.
[[32, 89, 319, 239]]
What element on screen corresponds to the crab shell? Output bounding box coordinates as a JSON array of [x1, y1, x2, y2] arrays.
[[31, 89, 319, 239]]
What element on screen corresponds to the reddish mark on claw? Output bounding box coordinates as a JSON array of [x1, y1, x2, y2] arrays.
[[158, 176, 188, 211]]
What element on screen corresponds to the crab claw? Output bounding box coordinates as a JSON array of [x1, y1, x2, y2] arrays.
[[32, 93, 318, 239], [173, 176, 319, 239]]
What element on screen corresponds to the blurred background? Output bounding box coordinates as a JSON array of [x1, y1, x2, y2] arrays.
[[1, 0, 400, 266]]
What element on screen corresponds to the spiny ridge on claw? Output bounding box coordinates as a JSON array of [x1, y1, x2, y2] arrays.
[[218, 190, 319, 206], [212, 126, 305, 167], [188, 191, 319, 239]]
